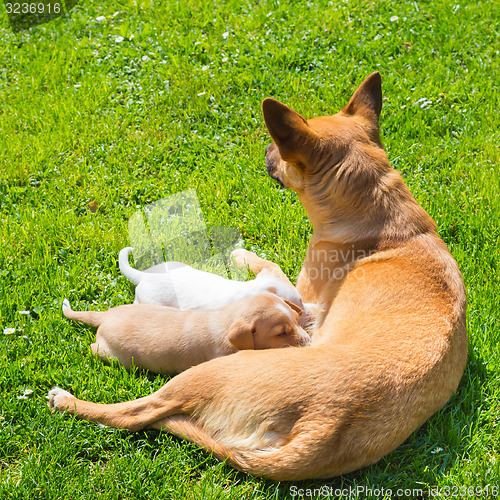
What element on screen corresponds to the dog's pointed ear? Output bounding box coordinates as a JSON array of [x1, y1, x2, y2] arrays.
[[283, 299, 303, 317], [227, 320, 255, 350], [262, 98, 316, 163], [343, 72, 383, 124]]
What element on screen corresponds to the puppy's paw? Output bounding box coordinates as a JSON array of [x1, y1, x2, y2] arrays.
[[230, 249, 252, 269], [47, 386, 75, 412], [62, 298, 71, 312]]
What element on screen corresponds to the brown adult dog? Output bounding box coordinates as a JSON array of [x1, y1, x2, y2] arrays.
[[47, 73, 467, 480]]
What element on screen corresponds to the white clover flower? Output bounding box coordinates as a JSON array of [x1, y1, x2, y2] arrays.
[[18, 310, 30, 315], [18, 389, 34, 400], [142, 55, 150, 62], [222, 31, 229, 39], [96, 16, 106, 22]]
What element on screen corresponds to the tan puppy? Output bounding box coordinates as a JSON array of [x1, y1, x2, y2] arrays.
[[62, 294, 309, 374], [48, 73, 467, 481]]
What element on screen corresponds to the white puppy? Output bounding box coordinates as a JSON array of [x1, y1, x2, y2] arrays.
[[118, 247, 305, 312]]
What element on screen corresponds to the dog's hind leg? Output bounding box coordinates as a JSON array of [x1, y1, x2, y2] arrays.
[[47, 365, 213, 431], [90, 340, 123, 366], [47, 386, 185, 432], [47, 389, 332, 481]]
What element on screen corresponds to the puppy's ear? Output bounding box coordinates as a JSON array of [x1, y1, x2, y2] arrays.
[[343, 72, 382, 124], [262, 98, 317, 163], [227, 320, 255, 350], [283, 299, 304, 317]]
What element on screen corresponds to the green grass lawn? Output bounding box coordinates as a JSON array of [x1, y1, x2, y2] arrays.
[[0, 0, 499, 498]]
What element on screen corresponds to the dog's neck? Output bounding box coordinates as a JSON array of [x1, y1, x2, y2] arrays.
[[294, 144, 438, 308], [300, 145, 436, 247], [296, 238, 376, 306]]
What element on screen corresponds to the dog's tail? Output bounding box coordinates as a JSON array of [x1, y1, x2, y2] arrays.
[[118, 247, 143, 285], [62, 298, 105, 327], [163, 416, 329, 481]]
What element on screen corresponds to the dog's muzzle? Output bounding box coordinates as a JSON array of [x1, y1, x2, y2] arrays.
[[264, 142, 286, 187], [265, 158, 285, 187]]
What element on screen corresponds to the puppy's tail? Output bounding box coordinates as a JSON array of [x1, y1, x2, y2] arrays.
[[62, 298, 105, 327], [118, 247, 143, 285]]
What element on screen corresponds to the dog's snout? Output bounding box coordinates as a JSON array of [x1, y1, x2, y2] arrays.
[[265, 144, 271, 156]]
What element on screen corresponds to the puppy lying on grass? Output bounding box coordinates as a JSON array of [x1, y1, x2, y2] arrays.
[[62, 293, 309, 374], [119, 246, 305, 313]]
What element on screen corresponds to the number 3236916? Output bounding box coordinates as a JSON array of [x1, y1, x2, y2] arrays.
[[5, 3, 61, 14]]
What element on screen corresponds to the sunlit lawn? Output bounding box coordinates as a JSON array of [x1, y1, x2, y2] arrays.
[[0, 0, 498, 498]]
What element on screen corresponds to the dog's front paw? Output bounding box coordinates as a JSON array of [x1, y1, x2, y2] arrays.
[[47, 386, 76, 412]]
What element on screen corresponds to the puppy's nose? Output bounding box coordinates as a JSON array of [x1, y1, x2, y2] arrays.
[[265, 144, 271, 156], [299, 336, 311, 347]]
